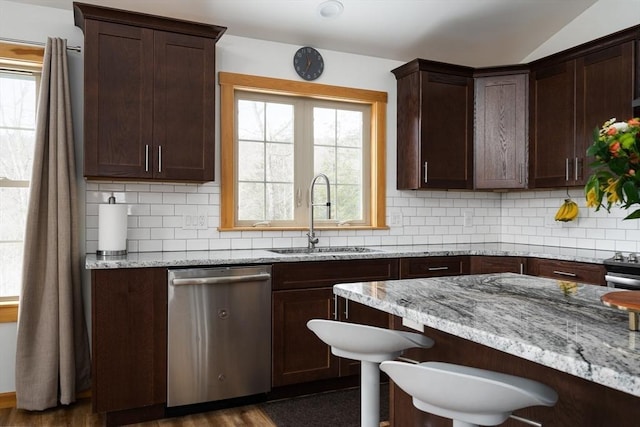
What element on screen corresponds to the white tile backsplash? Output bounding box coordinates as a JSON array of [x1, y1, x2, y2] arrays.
[[85, 182, 639, 253]]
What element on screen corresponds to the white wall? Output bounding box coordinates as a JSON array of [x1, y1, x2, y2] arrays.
[[523, 0, 640, 62], [0, 0, 637, 395]]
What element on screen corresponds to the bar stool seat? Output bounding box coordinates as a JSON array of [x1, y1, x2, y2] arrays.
[[307, 319, 434, 427], [380, 361, 558, 427]]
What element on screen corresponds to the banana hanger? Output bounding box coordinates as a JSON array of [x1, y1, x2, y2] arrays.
[[555, 188, 579, 222]]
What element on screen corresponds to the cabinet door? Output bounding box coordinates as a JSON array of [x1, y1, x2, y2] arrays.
[[92, 268, 167, 413], [338, 298, 391, 376], [421, 72, 474, 189], [400, 256, 470, 279], [529, 60, 576, 188], [575, 41, 634, 185], [527, 258, 606, 286], [475, 74, 528, 189], [153, 31, 216, 181], [83, 20, 154, 179], [470, 256, 526, 274], [272, 288, 339, 386], [271, 259, 399, 385]]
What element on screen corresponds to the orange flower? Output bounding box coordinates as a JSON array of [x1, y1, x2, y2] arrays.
[[606, 126, 618, 136], [630, 169, 636, 176], [609, 141, 621, 156], [628, 118, 640, 127]]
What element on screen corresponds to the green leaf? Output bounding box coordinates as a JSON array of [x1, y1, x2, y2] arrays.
[[624, 209, 640, 220], [622, 180, 640, 204]]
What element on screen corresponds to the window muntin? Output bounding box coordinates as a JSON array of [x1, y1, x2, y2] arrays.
[[0, 71, 37, 300], [234, 91, 370, 227]]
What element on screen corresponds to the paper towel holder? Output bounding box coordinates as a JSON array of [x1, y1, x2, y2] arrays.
[[97, 194, 128, 259]]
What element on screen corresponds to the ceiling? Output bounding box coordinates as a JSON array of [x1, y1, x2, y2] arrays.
[[9, 0, 602, 66]]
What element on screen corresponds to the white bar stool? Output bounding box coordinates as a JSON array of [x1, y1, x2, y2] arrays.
[[307, 319, 434, 427], [380, 360, 558, 427]]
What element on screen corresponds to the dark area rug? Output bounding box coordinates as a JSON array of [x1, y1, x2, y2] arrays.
[[261, 384, 389, 427]]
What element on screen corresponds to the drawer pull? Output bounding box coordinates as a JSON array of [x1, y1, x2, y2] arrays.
[[552, 270, 576, 277], [428, 266, 449, 271]]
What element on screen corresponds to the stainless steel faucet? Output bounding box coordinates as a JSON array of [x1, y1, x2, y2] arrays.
[[308, 173, 331, 250]]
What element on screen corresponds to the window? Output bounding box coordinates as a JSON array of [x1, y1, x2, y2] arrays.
[[219, 72, 387, 230], [0, 42, 42, 314]]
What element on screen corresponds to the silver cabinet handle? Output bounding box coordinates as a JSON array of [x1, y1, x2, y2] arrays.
[[520, 263, 524, 275], [424, 161, 428, 184], [145, 144, 149, 172], [565, 158, 569, 181], [344, 299, 349, 319], [428, 266, 449, 271], [171, 273, 271, 286], [519, 163, 523, 184], [552, 270, 577, 277], [575, 157, 579, 181], [333, 295, 338, 320], [158, 146, 162, 173]]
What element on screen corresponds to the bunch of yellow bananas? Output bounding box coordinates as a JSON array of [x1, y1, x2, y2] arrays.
[[554, 199, 579, 222]]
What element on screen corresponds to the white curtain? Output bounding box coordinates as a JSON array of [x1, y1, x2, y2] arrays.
[[15, 37, 91, 411]]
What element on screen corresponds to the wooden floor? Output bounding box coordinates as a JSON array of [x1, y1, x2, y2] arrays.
[[0, 399, 277, 426]]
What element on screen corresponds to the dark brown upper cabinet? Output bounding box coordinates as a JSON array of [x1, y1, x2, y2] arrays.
[[392, 59, 474, 190], [393, 25, 638, 191], [474, 70, 529, 189], [529, 32, 636, 188], [74, 3, 226, 182]]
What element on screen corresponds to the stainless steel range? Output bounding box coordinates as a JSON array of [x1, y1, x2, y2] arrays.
[[604, 252, 640, 289]]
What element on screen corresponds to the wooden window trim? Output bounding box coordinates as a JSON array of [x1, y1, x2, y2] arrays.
[[219, 72, 388, 231], [0, 41, 44, 72], [0, 301, 18, 323]]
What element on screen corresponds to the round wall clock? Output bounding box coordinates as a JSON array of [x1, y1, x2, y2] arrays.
[[294, 46, 324, 81]]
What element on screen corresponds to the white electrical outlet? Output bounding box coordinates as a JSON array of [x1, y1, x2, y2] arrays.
[[390, 212, 403, 226], [182, 206, 198, 230], [197, 206, 208, 230]]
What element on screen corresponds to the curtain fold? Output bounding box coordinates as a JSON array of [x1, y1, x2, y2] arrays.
[[15, 37, 91, 411]]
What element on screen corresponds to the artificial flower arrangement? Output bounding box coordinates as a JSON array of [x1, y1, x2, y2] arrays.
[[584, 117, 640, 219]]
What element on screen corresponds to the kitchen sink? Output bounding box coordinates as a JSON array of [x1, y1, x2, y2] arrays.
[[268, 246, 380, 255]]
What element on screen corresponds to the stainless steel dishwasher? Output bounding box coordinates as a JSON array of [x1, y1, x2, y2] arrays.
[[167, 265, 271, 407]]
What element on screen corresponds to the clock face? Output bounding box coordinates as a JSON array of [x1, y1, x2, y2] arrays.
[[294, 46, 324, 81]]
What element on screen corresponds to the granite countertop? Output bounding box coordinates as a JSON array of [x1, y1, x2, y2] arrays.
[[333, 272, 640, 397], [85, 242, 615, 269]]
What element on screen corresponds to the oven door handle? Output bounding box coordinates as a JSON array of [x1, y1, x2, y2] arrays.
[[605, 274, 640, 289]]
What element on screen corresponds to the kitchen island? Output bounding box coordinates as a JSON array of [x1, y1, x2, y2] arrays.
[[334, 273, 640, 426]]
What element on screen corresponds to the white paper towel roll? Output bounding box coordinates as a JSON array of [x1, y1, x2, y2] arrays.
[[98, 203, 128, 255]]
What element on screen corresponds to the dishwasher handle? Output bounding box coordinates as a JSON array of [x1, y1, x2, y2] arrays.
[[171, 272, 271, 286]]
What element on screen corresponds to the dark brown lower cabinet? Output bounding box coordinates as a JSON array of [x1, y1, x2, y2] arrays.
[[390, 316, 640, 427], [470, 255, 526, 274], [91, 268, 167, 424], [400, 256, 470, 278], [527, 258, 606, 286], [271, 259, 399, 386]]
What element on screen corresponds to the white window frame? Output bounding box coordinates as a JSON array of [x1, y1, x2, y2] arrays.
[[0, 41, 43, 321], [234, 90, 371, 228], [219, 72, 388, 231]]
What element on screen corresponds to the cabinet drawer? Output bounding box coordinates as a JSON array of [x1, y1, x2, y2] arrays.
[[272, 259, 399, 290], [527, 258, 605, 286], [400, 256, 470, 279], [470, 256, 526, 275]]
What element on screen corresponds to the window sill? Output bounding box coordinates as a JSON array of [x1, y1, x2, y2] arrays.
[[0, 301, 18, 323], [219, 225, 390, 232]]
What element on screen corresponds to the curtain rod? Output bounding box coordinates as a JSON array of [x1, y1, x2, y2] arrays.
[[0, 37, 82, 53]]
